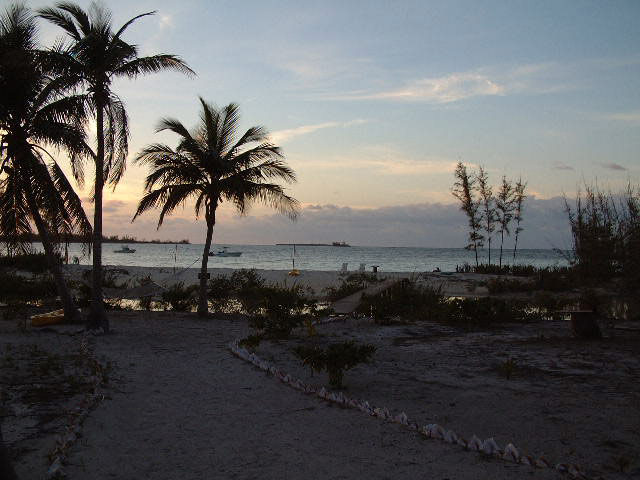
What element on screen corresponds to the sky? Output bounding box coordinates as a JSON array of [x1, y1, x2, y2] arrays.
[[31, 0, 640, 248]]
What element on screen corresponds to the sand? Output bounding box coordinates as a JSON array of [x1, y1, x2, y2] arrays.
[[3, 267, 638, 479]]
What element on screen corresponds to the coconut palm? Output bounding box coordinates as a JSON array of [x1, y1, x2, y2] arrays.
[[38, 1, 194, 331], [0, 3, 91, 323], [133, 99, 299, 316]]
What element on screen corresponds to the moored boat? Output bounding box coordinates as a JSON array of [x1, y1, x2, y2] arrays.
[[209, 246, 242, 257], [114, 245, 136, 253]]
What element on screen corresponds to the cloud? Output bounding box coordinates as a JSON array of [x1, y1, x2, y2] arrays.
[[270, 119, 367, 144], [605, 112, 640, 123], [301, 145, 461, 176], [341, 72, 505, 103], [552, 162, 574, 171], [103, 200, 128, 213], [600, 163, 627, 171], [158, 15, 173, 30], [205, 197, 571, 249]]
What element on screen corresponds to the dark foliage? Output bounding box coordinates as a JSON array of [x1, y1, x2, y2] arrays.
[[0, 252, 61, 273], [293, 341, 376, 388], [323, 272, 382, 301], [161, 282, 198, 312], [0, 272, 57, 301]]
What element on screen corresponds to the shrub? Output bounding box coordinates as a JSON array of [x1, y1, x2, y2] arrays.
[[161, 282, 198, 312], [324, 272, 382, 301], [293, 341, 376, 388], [0, 252, 60, 273], [207, 269, 265, 313], [356, 280, 447, 323], [248, 284, 318, 339], [0, 272, 57, 301]]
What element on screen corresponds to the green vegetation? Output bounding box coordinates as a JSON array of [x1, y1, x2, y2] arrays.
[[357, 279, 544, 326], [0, 272, 57, 302], [0, 253, 60, 273], [293, 341, 376, 389], [323, 272, 383, 301], [161, 282, 198, 312]]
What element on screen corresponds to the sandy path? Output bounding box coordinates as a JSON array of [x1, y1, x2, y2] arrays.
[[62, 312, 557, 480]]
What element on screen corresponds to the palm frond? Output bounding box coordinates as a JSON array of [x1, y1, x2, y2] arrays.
[[114, 54, 195, 78]]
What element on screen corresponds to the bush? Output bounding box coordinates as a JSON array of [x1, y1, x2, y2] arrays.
[[248, 284, 318, 339], [161, 282, 198, 312], [0, 252, 60, 273], [293, 341, 376, 388], [208, 269, 265, 313], [357, 279, 447, 323], [324, 272, 382, 301], [0, 272, 57, 302]]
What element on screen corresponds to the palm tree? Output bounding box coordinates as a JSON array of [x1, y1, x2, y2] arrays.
[[0, 3, 91, 323], [133, 99, 299, 316], [38, 1, 194, 331]]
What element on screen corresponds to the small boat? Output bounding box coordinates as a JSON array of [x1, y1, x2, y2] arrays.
[[31, 309, 65, 327], [114, 245, 136, 253], [209, 246, 242, 257]]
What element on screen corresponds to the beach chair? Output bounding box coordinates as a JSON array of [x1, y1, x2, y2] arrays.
[[358, 263, 366, 272], [339, 263, 348, 275]]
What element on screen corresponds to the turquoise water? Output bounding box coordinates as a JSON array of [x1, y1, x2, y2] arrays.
[[56, 243, 569, 273]]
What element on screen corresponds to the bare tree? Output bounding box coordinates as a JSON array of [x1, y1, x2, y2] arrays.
[[452, 162, 484, 267]]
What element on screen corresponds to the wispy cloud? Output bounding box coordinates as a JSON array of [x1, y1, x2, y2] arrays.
[[302, 145, 461, 176], [552, 162, 574, 171], [358, 73, 505, 103], [605, 111, 640, 123], [270, 119, 367, 144], [600, 162, 628, 171]]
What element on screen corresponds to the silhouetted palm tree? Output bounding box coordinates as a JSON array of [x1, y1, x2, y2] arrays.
[[134, 99, 299, 316], [38, 1, 194, 331], [0, 3, 90, 323]]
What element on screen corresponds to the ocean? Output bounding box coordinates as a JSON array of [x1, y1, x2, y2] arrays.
[[56, 243, 569, 273]]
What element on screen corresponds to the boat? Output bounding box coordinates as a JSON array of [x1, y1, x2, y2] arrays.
[[332, 241, 350, 247], [31, 309, 65, 327], [114, 245, 136, 253], [209, 246, 242, 257]]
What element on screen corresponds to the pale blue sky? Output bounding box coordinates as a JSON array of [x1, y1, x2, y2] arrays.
[[32, 0, 640, 247]]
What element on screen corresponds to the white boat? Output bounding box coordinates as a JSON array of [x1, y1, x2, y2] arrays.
[[113, 245, 136, 253], [209, 246, 242, 257]]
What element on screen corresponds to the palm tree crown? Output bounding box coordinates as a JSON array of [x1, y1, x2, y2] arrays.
[[134, 98, 299, 316]]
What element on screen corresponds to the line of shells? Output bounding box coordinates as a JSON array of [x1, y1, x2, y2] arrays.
[[229, 340, 593, 480], [47, 333, 107, 479]]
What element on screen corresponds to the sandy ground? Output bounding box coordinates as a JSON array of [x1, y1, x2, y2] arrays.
[[3, 310, 638, 480]]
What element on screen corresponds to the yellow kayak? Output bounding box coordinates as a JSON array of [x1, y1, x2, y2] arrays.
[[31, 309, 65, 327]]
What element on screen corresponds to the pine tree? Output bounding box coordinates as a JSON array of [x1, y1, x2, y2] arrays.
[[475, 165, 496, 265], [452, 162, 484, 267], [512, 178, 527, 263], [495, 176, 516, 268]]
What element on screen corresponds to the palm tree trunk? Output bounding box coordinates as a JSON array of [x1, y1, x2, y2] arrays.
[[88, 99, 108, 332], [25, 189, 80, 323], [197, 211, 215, 317], [0, 423, 17, 480]]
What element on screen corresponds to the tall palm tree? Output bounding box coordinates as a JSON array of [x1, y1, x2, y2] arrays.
[[0, 3, 91, 323], [134, 99, 299, 316], [38, 2, 194, 331]]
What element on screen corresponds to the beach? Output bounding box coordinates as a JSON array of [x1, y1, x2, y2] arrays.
[[4, 310, 638, 479]]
